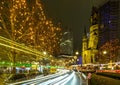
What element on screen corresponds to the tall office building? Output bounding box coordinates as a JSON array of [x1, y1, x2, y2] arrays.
[[98, 0, 120, 62], [60, 28, 73, 56], [99, 0, 120, 47]]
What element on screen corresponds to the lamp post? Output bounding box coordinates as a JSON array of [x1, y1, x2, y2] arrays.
[[74, 51, 79, 65], [103, 50, 107, 55], [103, 50, 109, 63], [75, 51, 79, 55], [43, 51, 47, 55]]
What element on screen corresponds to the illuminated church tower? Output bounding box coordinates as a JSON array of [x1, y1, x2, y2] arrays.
[[82, 28, 88, 64], [82, 7, 99, 64], [88, 7, 99, 49]]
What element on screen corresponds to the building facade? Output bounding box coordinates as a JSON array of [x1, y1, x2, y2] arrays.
[[99, 0, 120, 47], [82, 0, 120, 64], [60, 28, 73, 56], [82, 7, 99, 64], [98, 0, 120, 62]]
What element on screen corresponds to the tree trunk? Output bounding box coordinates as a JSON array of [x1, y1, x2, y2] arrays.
[[11, 51, 17, 74]]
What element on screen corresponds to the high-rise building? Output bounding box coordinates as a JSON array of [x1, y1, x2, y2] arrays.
[[60, 28, 73, 56], [99, 0, 120, 47], [98, 0, 120, 62]]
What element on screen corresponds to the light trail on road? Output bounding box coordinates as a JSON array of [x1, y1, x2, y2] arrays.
[[8, 71, 87, 85], [8, 70, 69, 85]]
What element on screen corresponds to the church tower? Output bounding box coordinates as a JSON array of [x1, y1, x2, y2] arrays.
[[82, 28, 87, 52], [88, 7, 99, 63], [82, 28, 88, 64], [82, 7, 99, 64], [88, 7, 99, 49]]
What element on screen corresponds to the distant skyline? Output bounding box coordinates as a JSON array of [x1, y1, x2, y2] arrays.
[[41, 0, 108, 53]]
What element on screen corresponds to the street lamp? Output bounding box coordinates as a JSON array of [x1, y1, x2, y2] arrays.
[[43, 51, 47, 55], [75, 51, 79, 55], [103, 50, 110, 63], [74, 51, 79, 65], [103, 50, 107, 55]]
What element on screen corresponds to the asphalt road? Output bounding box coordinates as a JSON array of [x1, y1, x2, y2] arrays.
[[65, 72, 81, 85], [8, 70, 87, 85]]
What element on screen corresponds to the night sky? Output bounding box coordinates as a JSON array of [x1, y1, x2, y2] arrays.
[[41, 0, 108, 53]]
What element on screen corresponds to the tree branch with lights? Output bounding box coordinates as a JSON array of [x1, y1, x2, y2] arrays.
[[98, 39, 120, 63]]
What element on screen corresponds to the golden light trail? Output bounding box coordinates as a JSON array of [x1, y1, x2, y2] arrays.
[[0, 36, 44, 57], [0, 42, 40, 57]]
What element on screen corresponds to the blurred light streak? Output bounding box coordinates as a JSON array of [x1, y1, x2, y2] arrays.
[[54, 71, 75, 85], [39, 74, 69, 85], [0, 36, 44, 56]]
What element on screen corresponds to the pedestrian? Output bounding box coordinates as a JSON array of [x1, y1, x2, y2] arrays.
[[87, 73, 92, 85]]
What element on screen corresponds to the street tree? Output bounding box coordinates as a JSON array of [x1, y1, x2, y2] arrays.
[[0, 0, 62, 66], [98, 39, 120, 63]]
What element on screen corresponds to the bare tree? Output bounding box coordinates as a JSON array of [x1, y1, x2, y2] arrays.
[[0, 0, 62, 64], [98, 39, 120, 63]]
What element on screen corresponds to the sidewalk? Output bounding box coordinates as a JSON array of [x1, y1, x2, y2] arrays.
[[77, 72, 88, 85], [0, 78, 4, 85], [0, 74, 8, 85]]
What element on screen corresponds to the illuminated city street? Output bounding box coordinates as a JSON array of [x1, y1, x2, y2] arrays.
[[0, 0, 120, 85], [7, 70, 87, 85]]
